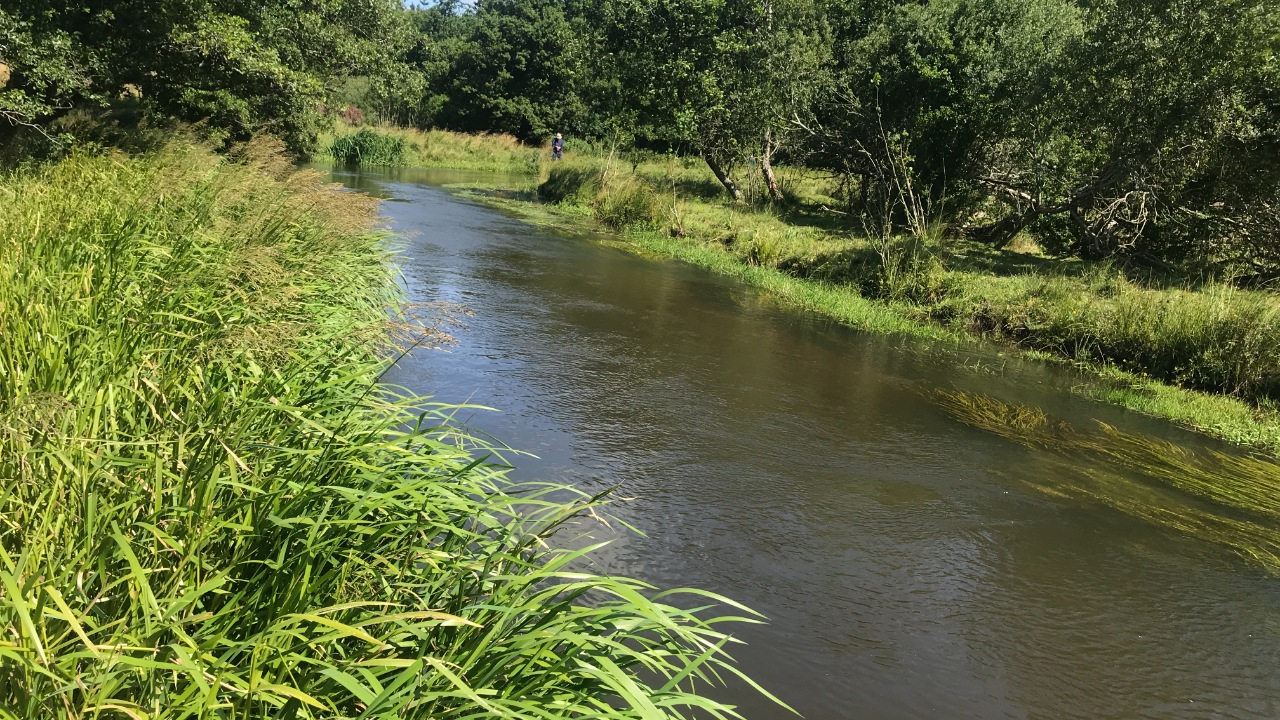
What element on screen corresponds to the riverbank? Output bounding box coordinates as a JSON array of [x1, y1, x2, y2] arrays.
[[0, 137, 768, 717], [480, 182, 1280, 455], [317, 122, 543, 172], [314, 125, 1280, 455]]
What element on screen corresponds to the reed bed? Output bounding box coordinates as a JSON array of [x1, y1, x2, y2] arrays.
[[328, 128, 407, 166], [935, 390, 1280, 574], [0, 138, 773, 718]]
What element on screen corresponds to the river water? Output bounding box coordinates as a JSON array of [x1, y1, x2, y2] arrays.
[[331, 166, 1280, 720]]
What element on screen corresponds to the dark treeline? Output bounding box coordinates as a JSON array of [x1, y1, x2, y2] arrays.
[[4, 0, 1279, 278]]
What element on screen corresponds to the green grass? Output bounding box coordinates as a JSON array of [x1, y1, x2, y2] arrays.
[[0, 137, 779, 718], [317, 122, 542, 173]]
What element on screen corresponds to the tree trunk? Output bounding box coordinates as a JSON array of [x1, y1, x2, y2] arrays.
[[970, 163, 1129, 250], [966, 208, 1039, 248], [1071, 207, 1123, 260], [703, 154, 742, 202], [760, 131, 784, 202]]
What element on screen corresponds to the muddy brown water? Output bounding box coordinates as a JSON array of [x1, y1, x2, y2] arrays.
[[330, 166, 1280, 720]]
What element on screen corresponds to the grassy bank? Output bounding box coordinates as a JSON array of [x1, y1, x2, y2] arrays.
[[340, 126, 1280, 454], [317, 122, 542, 172], [0, 139, 772, 717]]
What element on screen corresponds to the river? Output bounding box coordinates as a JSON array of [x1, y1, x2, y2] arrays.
[[330, 166, 1280, 720]]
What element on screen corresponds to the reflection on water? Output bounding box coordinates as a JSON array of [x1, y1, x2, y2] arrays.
[[330, 166, 1280, 720]]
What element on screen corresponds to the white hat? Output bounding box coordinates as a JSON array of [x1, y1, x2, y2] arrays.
[[555, 133, 562, 138]]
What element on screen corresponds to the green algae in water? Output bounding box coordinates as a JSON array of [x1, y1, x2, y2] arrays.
[[936, 389, 1280, 575]]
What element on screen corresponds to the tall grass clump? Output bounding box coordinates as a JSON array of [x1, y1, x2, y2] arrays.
[[593, 175, 662, 229], [0, 138, 775, 718], [935, 390, 1280, 574], [539, 161, 662, 229], [328, 127, 406, 166], [539, 161, 603, 204], [1093, 283, 1280, 401], [941, 271, 1280, 404]]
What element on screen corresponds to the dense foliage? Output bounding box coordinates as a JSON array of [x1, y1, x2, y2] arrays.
[[0, 0, 409, 152], [337, 0, 1278, 279], [6, 0, 1277, 275]]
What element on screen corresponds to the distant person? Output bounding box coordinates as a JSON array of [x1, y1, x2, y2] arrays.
[[551, 133, 564, 160]]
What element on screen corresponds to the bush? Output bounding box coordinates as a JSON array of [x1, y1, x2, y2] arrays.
[[539, 163, 662, 228], [338, 103, 365, 126], [328, 128, 405, 166]]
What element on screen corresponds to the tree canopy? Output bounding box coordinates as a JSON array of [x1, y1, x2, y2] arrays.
[[4, 0, 1278, 277], [1, 0, 408, 152]]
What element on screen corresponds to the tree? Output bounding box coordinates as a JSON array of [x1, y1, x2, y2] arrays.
[[0, 6, 103, 133], [967, 0, 1280, 263], [802, 0, 1084, 220], [597, 0, 827, 200], [0, 0, 410, 153], [434, 0, 588, 141]]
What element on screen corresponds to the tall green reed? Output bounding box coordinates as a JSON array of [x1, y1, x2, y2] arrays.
[[0, 138, 777, 718], [328, 129, 406, 166]]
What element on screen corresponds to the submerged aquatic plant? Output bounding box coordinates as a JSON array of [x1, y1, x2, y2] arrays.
[[935, 389, 1280, 574]]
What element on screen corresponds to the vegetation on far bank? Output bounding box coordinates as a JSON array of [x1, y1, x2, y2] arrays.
[[8, 0, 1277, 288], [0, 138, 776, 718], [326, 126, 1280, 454], [346, 0, 1280, 284], [317, 123, 543, 172]]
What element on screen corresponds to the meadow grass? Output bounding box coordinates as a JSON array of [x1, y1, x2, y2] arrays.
[[0, 138, 777, 718]]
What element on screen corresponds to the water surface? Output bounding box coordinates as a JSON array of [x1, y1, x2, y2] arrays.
[[332, 166, 1280, 720]]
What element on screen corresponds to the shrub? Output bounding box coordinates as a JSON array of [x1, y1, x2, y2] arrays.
[[538, 163, 602, 204], [866, 235, 950, 303], [540, 163, 662, 228], [338, 103, 365, 126]]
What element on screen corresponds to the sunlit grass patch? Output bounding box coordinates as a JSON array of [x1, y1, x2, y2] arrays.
[[318, 122, 542, 173], [0, 137, 777, 718]]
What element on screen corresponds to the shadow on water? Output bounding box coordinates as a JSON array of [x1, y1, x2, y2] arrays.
[[330, 166, 1280, 720]]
